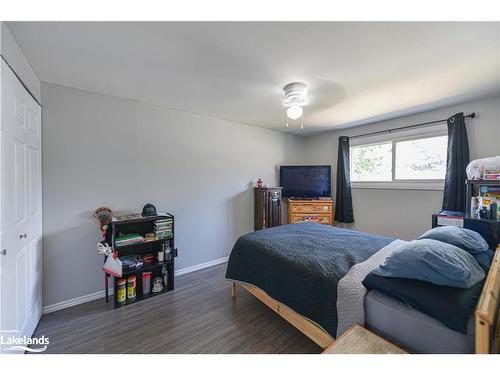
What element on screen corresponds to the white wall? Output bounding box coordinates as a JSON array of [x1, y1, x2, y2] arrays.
[[304, 95, 500, 240], [0, 23, 40, 102], [41, 83, 306, 307]]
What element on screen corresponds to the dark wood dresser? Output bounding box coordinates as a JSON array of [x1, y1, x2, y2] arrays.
[[254, 187, 282, 230]]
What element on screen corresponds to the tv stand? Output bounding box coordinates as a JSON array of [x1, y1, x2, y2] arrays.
[[288, 198, 333, 225]]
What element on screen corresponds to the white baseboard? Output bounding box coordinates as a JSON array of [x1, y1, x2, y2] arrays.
[[174, 256, 228, 276], [42, 256, 229, 315], [42, 289, 113, 315]]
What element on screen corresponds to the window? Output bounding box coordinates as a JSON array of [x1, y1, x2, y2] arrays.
[[395, 136, 447, 180], [351, 142, 392, 182], [350, 127, 448, 190]]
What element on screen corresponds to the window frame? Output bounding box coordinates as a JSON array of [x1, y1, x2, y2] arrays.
[[350, 124, 447, 191]]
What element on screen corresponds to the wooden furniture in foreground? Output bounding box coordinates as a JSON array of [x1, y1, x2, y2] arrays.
[[475, 245, 500, 354], [288, 198, 333, 225], [254, 187, 282, 230], [322, 324, 407, 354]]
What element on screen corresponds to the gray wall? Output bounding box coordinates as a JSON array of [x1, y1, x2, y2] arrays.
[[304, 95, 500, 240], [42, 83, 306, 307], [42, 83, 500, 308], [0, 23, 41, 102]]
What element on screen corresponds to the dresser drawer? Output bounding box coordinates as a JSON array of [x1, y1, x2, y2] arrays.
[[289, 203, 332, 213], [291, 213, 332, 225]]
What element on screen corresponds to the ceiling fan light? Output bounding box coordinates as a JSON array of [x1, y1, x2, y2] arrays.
[[287, 105, 303, 120]]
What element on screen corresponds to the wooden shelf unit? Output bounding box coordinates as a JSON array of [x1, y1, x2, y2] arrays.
[[288, 198, 334, 225], [104, 213, 178, 308]]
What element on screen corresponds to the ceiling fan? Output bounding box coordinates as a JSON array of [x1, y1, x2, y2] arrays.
[[282, 82, 308, 129], [281, 80, 346, 130]]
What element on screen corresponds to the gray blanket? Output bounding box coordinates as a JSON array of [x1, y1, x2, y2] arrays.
[[225, 222, 394, 337], [336, 239, 406, 336]]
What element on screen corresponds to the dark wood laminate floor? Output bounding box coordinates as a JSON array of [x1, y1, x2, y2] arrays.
[[34, 263, 321, 354]]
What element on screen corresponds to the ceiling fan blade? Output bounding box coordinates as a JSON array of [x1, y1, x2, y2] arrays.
[[305, 78, 346, 113]]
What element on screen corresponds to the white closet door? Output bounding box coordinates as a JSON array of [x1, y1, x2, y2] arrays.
[[0, 60, 42, 353]]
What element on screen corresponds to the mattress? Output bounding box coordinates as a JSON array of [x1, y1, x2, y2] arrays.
[[364, 290, 474, 354]]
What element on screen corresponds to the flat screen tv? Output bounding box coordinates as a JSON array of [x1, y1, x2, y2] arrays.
[[280, 165, 331, 198]]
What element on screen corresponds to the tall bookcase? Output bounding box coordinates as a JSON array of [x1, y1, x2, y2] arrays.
[[104, 213, 178, 308]]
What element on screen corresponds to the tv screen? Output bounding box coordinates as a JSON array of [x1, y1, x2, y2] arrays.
[[280, 165, 331, 198]]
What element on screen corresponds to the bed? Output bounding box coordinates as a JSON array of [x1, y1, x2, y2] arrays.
[[225, 222, 500, 354]]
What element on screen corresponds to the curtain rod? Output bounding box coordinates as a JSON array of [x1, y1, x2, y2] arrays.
[[349, 112, 475, 140]]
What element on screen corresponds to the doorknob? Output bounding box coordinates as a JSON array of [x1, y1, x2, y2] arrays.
[[19, 233, 27, 239], [1, 249, 6, 256]]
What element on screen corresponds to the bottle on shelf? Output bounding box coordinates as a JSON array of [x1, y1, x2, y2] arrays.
[[127, 275, 136, 301], [116, 278, 126, 306], [142, 272, 152, 295], [164, 243, 172, 261], [162, 264, 168, 289]]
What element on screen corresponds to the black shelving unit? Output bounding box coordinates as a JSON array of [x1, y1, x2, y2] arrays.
[[463, 179, 500, 250], [103, 213, 178, 308], [465, 179, 500, 218], [432, 180, 500, 250]]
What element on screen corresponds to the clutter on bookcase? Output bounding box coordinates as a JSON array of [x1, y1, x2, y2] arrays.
[[98, 209, 178, 308], [466, 179, 500, 221], [430, 179, 500, 252]]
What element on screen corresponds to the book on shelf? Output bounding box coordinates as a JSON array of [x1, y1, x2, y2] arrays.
[[154, 227, 172, 232], [155, 218, 172, 222], [154, 217, 173, 239], [155, 223, 172, 228], [112, 211, 172, 222], [113, 213, 142, 222], [115, 233, 144, 247]]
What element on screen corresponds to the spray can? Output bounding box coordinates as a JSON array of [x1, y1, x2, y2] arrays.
[[116, 278, 126, 306], [127, 275, 136, 301]]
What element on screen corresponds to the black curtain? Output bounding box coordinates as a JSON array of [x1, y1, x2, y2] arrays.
[[442, 112, 470, 212], [334, 136, 354, 223]]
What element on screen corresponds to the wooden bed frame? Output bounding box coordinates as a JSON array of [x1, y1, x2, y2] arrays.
[[232, 282, 334, 349], [231, 245, 500, 354], [475, 245, 500, 354]]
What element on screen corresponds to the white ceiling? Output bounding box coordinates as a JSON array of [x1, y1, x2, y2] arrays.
[[7, 22, 500, 134]]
